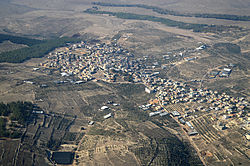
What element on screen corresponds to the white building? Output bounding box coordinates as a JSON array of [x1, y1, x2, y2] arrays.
[[101, 106, 109, 110], [104, 113, 112, 119], [145, 87, 152, 94]]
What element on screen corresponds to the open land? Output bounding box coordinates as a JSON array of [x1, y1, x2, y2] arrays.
[[0, 0, 250, 166]]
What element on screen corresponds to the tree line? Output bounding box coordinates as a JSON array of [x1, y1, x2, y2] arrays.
[[93, 2, 250, 21], [85, 9, 240, 33]]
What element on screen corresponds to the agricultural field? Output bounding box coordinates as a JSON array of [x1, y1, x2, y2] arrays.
[[191, 117, 249, 166], [0, 58, 202, 165], [162, 102, 249, 166]]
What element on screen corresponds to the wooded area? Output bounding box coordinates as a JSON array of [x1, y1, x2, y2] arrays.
[[0, 101, 33, 138], [0, 34, 43, 46], [0, 36, 81, 63]]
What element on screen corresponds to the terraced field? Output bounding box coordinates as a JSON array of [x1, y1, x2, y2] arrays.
[[191, 117, 219, 143]]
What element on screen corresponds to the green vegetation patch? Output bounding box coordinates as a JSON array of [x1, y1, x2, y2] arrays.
[[0, 37, 81, 63], [0, 101, 34, 138], [0, 118, 9, 137], [0, 101, 33, 124], [0, 34, 43, 46]]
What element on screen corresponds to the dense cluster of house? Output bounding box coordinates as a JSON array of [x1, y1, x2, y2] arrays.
[[40, 41, 206, 83], [41, 41, 249, 138], [140, 74, 248, 135], [40, 42, 142, 82]]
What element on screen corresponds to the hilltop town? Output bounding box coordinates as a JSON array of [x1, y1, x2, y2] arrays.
[[38, 40, 249, 165], [0, 0, 249, 165]]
